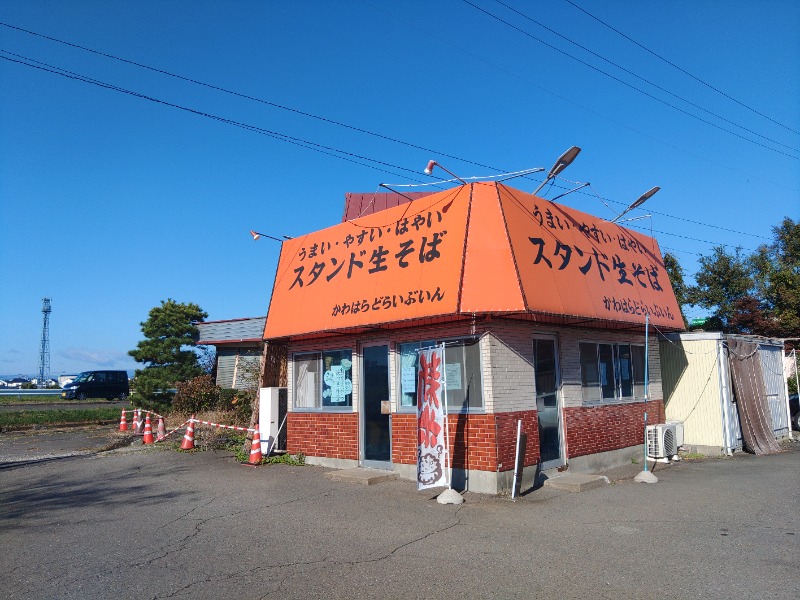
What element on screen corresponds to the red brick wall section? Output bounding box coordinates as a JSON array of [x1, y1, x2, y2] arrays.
[[286, 412, 358, 460], [391, 413, 417, 465], [392, 410, 541, 473], [563, 400, 665, 458], [493, 411, 540, 472], [288, 403, 665, 469]]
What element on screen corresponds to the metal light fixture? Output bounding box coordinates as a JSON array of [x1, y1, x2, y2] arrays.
[[532, 146, 581, 196], [611, 186, 660, 223], [423, 160, 467, 185], [379, 183, 415, 202], [250, 230, 291, 242]]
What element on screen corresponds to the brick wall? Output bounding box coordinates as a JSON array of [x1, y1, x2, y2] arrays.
[[563, 400, 665, 458], [391, 410, 540, 473], [286, 412, 358, 460]]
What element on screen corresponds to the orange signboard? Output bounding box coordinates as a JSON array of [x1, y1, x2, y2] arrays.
[[264, 182, 683, 339], [264, 186, 470, 338], [494, 183, 681, 328]]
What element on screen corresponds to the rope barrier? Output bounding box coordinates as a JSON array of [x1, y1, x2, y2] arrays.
[[123, 408, 166, 420], [190, 418, 255, 434], [154, 419, 190, 442]]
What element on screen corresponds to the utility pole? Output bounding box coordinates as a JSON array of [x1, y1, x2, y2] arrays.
[[38, 298, 51, 388]]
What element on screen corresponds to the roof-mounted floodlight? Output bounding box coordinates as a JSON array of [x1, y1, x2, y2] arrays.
[[250, 230, 291, 242], [423, 160, 467, 185], [611, 186, 660, 223], [532, 146, 581, 196]]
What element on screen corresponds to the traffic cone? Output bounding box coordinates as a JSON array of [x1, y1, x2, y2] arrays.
[[156, 416, 166, 441], [247, 425, 262, 465], [119, 409, 128, 431], [142, 414, 154, 444], [180, 416, 196, 450], [133, 409, 142, 434]]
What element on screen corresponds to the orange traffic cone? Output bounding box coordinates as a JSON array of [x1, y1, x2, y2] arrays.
[[156, 416, 166, 441], [133, 409, 142, 434], [142, 414, 154, 444], [180, 416, 196, 450], [247, 425, 262, 465], [119, 409, 128, 431]]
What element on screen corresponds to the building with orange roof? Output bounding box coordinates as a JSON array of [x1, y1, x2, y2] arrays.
[[263, 181, 683, 493]]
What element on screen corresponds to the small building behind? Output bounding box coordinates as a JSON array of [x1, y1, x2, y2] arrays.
[[197, 317, 266, 390]]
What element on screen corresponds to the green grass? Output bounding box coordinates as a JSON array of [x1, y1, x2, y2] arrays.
[[0, 407, 122, 428], [1, 395, 62, 405]]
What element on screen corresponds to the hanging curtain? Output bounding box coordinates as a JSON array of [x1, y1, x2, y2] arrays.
[[727, 338, 782, 455]]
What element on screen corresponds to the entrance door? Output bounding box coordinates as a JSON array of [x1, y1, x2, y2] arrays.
[[362, 344, 391, 469], [533, 337, 564, 469]]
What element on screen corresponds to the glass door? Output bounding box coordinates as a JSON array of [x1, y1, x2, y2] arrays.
[[533, 337, 564, 469], [362, 344, 391, 469]]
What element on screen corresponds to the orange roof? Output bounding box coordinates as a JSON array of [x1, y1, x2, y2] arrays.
[[264, 182, 684, 338]]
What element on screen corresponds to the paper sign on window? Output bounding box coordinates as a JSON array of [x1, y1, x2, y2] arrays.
[[323, 364, 352, 404], [445, 362, 462, 390], [401, 366, 417, 395]]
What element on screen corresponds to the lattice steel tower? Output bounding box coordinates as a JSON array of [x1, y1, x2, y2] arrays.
[[38, 298, 51, 388]]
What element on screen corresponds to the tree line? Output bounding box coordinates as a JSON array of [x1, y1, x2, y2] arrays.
[[665, 216, 799, 339]]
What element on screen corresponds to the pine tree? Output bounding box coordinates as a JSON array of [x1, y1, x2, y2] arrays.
[[129, 299, 208, 400]]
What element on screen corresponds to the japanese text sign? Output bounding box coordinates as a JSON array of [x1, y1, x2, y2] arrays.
[[495, 184, 682, 328], [264, 187, 469, 338]]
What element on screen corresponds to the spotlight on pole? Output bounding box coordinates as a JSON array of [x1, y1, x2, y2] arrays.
[[249, 230, 286, 242], [611, 186, 660, 223], [532, 146, 581, 196], [423, 160, 467, 185]]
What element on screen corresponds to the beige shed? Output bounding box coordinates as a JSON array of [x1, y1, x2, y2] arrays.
[[660, 332, 791, 455]]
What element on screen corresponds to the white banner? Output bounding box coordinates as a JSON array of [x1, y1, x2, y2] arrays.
[[417, 346, 448, 490]]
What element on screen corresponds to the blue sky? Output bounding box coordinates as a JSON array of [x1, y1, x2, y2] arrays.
[[1, 1, 798, 377]]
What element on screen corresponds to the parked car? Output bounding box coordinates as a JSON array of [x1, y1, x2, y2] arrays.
[[61, 370, 129, 400], [790, 393, 799, 431]]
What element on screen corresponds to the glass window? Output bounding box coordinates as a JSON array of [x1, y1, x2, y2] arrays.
[[321, 350, 353, 407], [616, 344, 633, 398], [293, 350, 353, 409], [632, 345, 647, 399], [580, 343, 601, 402], [580, 342, 646, 403], [598, 344, 615, 400], [294, 352, 320, 408], [398, 341, 433, 408], [445, 338, 483, 411], [396, 338, 482, 411]]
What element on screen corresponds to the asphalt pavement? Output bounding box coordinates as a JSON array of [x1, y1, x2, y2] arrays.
[[1, 426, 798, 599]]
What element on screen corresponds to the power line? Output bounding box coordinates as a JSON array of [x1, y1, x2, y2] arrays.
[[0, 27, 785, 245], [3, 17, 797, 199], [491, 0, 799, 153], [369, 2, 799, 194], [0, 51, 426, 182], [562, 0, 800, 136], [1, 50, 774, 255], [572, 180, 770, 240], [460, 0, 799, 160], [0, 20, 503, 176]]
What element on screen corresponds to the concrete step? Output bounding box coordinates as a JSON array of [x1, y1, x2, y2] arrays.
[[543, 472, 609, 493], [325, 467, 397, 486]]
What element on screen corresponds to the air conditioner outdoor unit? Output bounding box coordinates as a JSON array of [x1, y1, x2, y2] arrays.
[[666, 420, 684, 448], [646, 423, 678, 459]]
